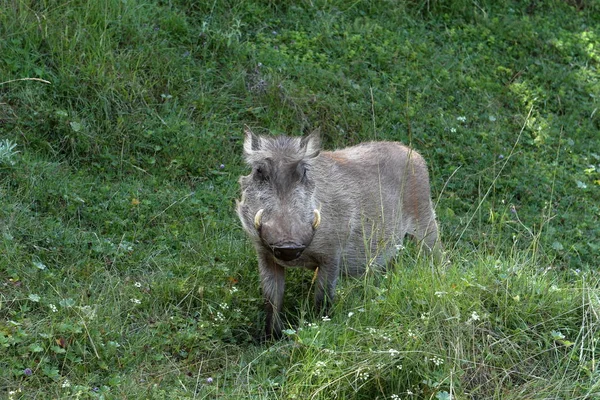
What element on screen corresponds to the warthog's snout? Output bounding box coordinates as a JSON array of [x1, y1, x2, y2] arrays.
[[254, 208, 320, 261], [272, 243, 306, 261]]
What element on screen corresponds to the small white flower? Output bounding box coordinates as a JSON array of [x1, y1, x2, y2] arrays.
[[315, 361, 327, 368], [450, 127, 457, 133], [322, 315, 331, 322], [457, 116, 467, 123], [220, 302, 229, 310], [8, 388, 22, 400], [391, 395, 400, 400], [388, 348, 400, 357], [134, 282, 142, 288], [431, 356, 444, 366], [229, 286, 238, 294], [358, 308, 365, 313], [466, 311, 482, 324], [49, 304, 58, 313], [130, 298, 141, 305], [407, 329, 417, 339], [358, 371, 370, 381], [214, 312, 225, 322], [420, 312, 430, 320], [434, 291, 447, 297], [348, 312, 354, 318], [62, 379, 71, 388]]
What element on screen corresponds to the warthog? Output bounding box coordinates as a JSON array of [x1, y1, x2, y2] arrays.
[[237, 128, 442, 339]]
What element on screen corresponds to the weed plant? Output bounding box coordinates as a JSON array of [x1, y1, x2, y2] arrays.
[[1, 0, 599, 398]]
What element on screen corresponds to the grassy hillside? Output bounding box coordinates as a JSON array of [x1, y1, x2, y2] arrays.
[[1, 0, 599, 398]]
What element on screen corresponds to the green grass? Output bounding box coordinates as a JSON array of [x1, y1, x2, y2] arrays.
[[1, 0, 599, 398]]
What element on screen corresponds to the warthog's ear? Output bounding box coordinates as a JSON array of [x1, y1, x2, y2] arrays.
[[243, 126, 261, 160], [300, 129, 321, 159]]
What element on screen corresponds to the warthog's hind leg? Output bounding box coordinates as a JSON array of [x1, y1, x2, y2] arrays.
[[415, 215, 444, 264]]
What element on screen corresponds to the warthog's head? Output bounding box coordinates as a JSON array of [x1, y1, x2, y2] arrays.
[[237, 128, 321, 262]]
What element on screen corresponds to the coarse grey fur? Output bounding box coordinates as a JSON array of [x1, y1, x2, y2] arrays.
[[237, 128, 442, 339]]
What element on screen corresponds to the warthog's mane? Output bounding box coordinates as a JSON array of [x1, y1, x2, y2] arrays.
[[245, 135, 318, 166]]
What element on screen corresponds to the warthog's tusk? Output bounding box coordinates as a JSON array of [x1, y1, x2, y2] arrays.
[[312, 208, 321, 229], [254, 209, 264, 230]]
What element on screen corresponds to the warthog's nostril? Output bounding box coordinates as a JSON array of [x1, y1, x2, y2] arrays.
[[272, 244, 306, 261]]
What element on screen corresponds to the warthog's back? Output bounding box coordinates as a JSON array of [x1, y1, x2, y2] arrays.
[[306, 141, 438, 275]]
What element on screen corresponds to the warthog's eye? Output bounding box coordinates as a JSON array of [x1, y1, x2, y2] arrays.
[[254, 167, 269, 182], [298, 163, 309, 183]]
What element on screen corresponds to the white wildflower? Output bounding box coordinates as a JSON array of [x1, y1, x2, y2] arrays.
[[214, 312, 225, 322], [358, 371, 369, 381], [130, 298, 141, 305], [466, 311, 482, 324], [431, 356, 444, 366]]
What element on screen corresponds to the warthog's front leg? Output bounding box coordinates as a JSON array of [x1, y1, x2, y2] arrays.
[[314, 258, 340, 317], [258, 253, 285, 340]]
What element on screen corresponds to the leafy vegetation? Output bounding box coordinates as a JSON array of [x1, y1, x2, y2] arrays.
[[1, 0, 598, 398]]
